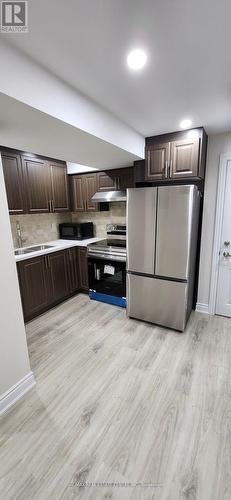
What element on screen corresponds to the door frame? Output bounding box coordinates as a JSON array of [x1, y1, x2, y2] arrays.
[[209, 154, 231, 314]]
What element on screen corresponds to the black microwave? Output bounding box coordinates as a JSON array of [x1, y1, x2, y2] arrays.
[[59, 222, 94, 240]]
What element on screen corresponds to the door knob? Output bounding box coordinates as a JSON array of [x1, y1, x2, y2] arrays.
[[223, 251, 231, 258]]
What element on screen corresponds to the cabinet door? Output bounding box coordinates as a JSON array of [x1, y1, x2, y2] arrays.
[[47, 250, 70, 304], [78, 247, 89, 291], [1, 151, 26, 214], [170, 138, 200, 179], [67, 247, 79, 293], [85, 173, 98, 211], [50, 162, 70, 212], [22, 156, 51, 213], [97, 171, 117, 191], [71, 175, 85, 212], [116, 167, 134, 190], [17, 256, 49, 320], [145, 143, 170, 180]]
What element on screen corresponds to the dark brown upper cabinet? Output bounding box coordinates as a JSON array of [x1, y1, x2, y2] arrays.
[[85, 173, 98, 211], [71, 167, 134, 213], [97, 167, 134, 191], [145, 128, 207, 182], [70, 173, 98, 212], [97, 171, 117, 191], [170, 138, 200, 179], [70, 175, 85, 212], [49, 161, 70, 212], [1, 151, 27, 215], [1, 147, 70, 214], [22, 155, 51, 213], [113, 167, 134, 189], [146, 143, 170, 180]]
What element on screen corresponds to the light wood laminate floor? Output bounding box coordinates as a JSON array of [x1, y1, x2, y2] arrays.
[[1, 294, 231, 500]]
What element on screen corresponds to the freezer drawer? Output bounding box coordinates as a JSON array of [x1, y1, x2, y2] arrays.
[[127, 187, 157, 275], [127, 273, 188, 331], [155, 185, 199, 280]]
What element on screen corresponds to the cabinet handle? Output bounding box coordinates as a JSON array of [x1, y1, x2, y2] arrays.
[[117, 177, 120, 190], [163, 161, 168, 178], [48, 200, 51, 212], [49, 200, 53, 212], [169, 160, 173, 178], [51, 199, 54, 212]]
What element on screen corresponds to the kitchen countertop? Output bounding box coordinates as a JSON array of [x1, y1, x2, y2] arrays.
[[15, 238, 103, 262]]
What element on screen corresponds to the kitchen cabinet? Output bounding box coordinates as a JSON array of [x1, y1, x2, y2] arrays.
[[145, 128, 207, 182], [134, 160, 145, 183], [1, 151, 27, 214], [47, 251, 70, 304], [97, 167, 134, 191], [78, 247, 89, 290], [17, 255, 49, 320], [71, 173, 98, 212], [71, 167, 134, 212], [49, 160, 70, 212], [17, 246, 89, 321], [22, 155, 51, 213], [67, 247, 79, 293], [113, 167, 134, 189], [170, 138, 200, 179], [85, 173, 98, 211], [17, 251, 70, 320], [1, 147, 69, 214], [146, 143, 170, 180], [23, 155, 70, 214], [97, 171, 117, 191], [71, 175, 85, 211]]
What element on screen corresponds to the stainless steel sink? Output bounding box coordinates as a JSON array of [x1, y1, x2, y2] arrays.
[[15, 244, 54, 256]]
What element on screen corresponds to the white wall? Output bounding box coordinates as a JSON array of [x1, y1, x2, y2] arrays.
[[0, 156, 33, 409], [197, 132, 231, 306]]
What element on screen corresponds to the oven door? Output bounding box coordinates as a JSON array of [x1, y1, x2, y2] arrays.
[[88, 256, 126, 307]]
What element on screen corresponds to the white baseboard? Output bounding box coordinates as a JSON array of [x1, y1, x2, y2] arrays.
[[0, 371, 36, 416], [196, 302, 210, 314]]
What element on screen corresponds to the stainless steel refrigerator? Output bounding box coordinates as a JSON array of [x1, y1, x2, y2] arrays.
[[127, 185, 200, 331]]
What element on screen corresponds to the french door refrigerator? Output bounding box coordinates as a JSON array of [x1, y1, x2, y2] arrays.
[[127, 185, 200, 331]]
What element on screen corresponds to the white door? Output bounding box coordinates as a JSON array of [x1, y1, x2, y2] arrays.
[[216, 160, 231, 316]]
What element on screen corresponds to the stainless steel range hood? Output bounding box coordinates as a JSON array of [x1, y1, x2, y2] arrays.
[[91, 190, 127, 203]]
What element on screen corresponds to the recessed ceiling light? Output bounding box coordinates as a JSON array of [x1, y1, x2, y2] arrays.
[[180, 118, 192, 129], [127, 49, 147, 70]]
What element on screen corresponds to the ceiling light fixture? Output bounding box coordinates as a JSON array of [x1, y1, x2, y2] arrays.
[[127, 49, 147, 70], [180, 118, 192, 129]]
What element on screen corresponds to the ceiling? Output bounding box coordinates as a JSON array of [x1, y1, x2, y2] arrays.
[[1, 0, 231, 137], [0, 94, 139, 168]]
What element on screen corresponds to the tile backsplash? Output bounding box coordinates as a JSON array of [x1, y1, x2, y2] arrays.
[[71, 202, 126, 238], [10, 203, 126, 247], [10, 213, 71, 248]]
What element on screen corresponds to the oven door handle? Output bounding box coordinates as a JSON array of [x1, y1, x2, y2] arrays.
[[88, 253, 126, 262]]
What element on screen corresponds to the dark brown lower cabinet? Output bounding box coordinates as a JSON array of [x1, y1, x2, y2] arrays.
[[47, 251, 70, 304], [67, 247, 79, 293], [17, 247, 89, 321], [17, 255, 49, 320], [78, 248, 89, 291]]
